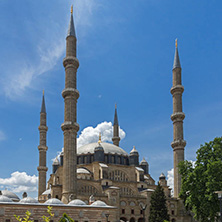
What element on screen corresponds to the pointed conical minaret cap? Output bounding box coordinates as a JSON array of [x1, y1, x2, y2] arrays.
[[41, 90, 46, 113], [67, 5, 76, 37], [114, 103, 119, 125], [173, 39, 181, 69]]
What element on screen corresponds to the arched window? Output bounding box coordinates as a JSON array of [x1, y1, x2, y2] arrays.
[[108, 170, 129, 182], [78, 185, 98, 195], [120, 187, 134, 196], [129, 218, 135, 222]]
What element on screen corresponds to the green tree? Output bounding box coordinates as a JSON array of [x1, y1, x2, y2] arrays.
[[179, 137, 222, 221], [149, 183, 170, 222], [14, 206, 54, 222], [59, 213, 74, 222]]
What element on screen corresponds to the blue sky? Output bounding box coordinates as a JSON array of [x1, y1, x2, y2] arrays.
[[0, 0, 222, 198]]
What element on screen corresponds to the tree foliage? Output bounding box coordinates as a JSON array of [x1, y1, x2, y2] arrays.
[[179, 137, 222, 221], [149, 183, 170, 222], [59, 213, 74, 222], [14, 206, 54, 222]]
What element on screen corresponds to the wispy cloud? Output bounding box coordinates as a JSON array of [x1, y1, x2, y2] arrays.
[[0, 130, 6, 141], [3, 39, 65, 99], [1, 0, 101, 100], [0, 171, 38, 193]]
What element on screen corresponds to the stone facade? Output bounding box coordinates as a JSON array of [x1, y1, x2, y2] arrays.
[[0, 202, 118, 222]]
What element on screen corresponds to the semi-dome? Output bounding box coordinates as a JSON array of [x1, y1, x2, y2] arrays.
[[1, 190, 20, 202], [77, 168, 91, 174], [0, 195, 13, 203], [78, 142, 128, 156], [42, 189, 51, 195], [44, 198, 64, 205], [68, 199, 86, 206], [91, 200, 107, 207], [20, 197, 39, 204]]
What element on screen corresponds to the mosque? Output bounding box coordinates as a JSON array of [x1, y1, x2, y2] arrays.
[[0, 6, 193, 222]]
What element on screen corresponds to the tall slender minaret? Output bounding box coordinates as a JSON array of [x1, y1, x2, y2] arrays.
[[61, 5, 79, 203], [112, 104, 120, 146], [170, 39, 186, 198], [37, 90, 48, 198]]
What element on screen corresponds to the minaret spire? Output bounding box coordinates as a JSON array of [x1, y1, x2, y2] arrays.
[[112, 104, 120, 146], [67, 5, 76, 38], [170, 39, 186, 198], [61, 5, 79, 203], [173, 39, 181, 69], [41, 90, 46, 113], [37, 91, 48, 199]]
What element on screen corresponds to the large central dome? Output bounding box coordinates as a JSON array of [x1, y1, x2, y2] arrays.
[[77, 142, 128, 156]]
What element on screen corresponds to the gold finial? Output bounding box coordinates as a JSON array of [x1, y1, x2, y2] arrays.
[[71, 5, 73, 14], [115, 103, 117, 109], [43, 89, 45, 96], [175, 38, 178, 48], [98, 133, 102, 144]]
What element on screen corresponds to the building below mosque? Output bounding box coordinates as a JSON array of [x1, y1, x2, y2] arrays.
[[0, 5, 194, 222]]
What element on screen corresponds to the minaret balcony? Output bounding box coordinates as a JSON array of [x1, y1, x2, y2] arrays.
[[38, 145, 48, 151], [37, 166, 48, 172], [38, 125, 48, 131], [171, 112, 185, 121], [171, 140, 186, 149], [63, 56, 79, 68], [170, 85, 184, 95], [62, 88, 79, 99], [61, 121, 79, 132]]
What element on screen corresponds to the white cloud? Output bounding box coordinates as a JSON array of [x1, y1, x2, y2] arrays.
[[167, 168, 174, 195], [0, 171, 38, 193], [0, 130, 6, 141], [167, 161, 196, 196], [75, 0, 101, 27], [77, 121, 126, 148], [52, 121, 126, 162]]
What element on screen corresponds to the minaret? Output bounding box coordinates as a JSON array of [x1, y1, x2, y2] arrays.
[[61, 5, 79, 203], [112, 104, 120, 146], [170, 39, 186, 198], [37, 90, 48, 198]]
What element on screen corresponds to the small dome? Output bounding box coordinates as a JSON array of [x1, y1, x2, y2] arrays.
[[42, 189, 51, 195], [140, 157, 148, 165], [44, 198, 64, 205], [94, 143, 104, 152], [20, 197, 39, 204], [53, 158, 59, 165], [68, 199, 86, 206], [0, 195, 13, 203], [159, 172, 166, 180], [77, 168, 91, 174], [130, 146, 138, 154], [91, 200, 107, 207], [1, 190, 20, 202]]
